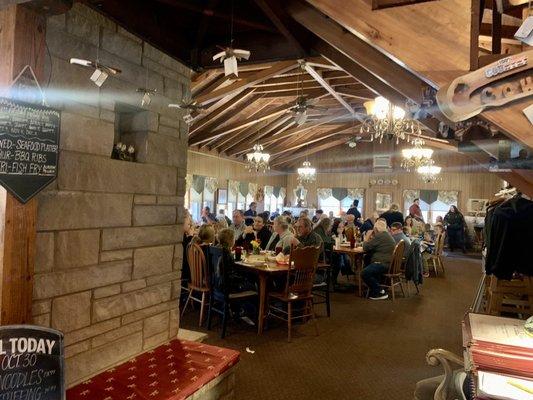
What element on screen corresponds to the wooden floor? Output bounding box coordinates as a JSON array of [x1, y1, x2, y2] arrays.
[[180, 255, 482, 400]]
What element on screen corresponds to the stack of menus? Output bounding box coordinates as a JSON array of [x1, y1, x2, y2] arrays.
[[462, 313, 533, 399]]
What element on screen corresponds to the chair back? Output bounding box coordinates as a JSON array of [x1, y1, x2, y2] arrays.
[[187, 243, 210, 290], [286, 245, 321, 297], [389, 240, 405, 275], [207, 246, 228, 298], [435, 233, 446, 256]]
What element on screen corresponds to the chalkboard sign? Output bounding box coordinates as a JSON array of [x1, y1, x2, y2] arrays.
[[0, 98, 60, 204], [0, 325, 64, 400]]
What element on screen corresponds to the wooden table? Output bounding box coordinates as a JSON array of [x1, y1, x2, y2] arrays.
[[235, 259, 288, 334], [332, 245, 364, 296], [235, 256, 331, 334]]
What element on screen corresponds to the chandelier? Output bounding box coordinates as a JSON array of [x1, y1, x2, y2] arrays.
[[297, 160, 316, 184], [417, 165, 442, 183], [361, 96, 422, 144], [401, 138, 434, 171], [246, 144, 270, 173]]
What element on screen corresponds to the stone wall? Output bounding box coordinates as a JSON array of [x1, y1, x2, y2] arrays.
[[34, 4, 190, 386]]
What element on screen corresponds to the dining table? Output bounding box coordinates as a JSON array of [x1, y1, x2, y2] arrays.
[[234, 256, 289, 335], [332, 244, 365, 296], [235, 253, 330, 335]]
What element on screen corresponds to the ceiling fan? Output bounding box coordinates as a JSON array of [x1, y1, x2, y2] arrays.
[[289, 96, 328, 126], [168, 97, 208, 125], [212, 46, 251, 77], [69, 58, 121, 87]]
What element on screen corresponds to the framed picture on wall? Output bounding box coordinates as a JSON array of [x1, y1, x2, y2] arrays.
[[217, 188, 227, 204], [375, 192, 392, 212]]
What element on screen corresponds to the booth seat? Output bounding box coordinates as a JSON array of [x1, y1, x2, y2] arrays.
[[67, 339, 240, 400]]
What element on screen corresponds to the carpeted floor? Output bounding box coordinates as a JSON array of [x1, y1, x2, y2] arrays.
[[180, 256, 482, 400]]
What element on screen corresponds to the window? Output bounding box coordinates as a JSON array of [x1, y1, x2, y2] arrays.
[[189, 188, 202, 223], [318, 196, 364, 217], [404, 197, 455, 224], [264, 193, 284, 214]]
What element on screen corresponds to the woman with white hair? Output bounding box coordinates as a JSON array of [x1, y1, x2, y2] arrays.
[[353, 219, 396, 300]]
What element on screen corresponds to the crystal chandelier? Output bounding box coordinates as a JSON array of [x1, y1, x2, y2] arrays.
[[361, 96, 422, 144], [246, 143, 270, 173], [417, 165, 442, 183], [401, 138, 434, 171], [297, 160, 316, 184]]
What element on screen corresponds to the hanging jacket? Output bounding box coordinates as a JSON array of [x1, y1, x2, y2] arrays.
[[405, 239, 423, 285], [485, 195, 533, 279]]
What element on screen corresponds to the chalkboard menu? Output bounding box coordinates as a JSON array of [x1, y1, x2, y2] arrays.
[[0, 325, 64, 400], [0, 98, 60, 203]]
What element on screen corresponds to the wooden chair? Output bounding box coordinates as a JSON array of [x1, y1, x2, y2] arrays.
[[427, 233, 446, 276], [312, 248, 332, 317], [206, 246, 258, 338], [181, 243, 210, 326], [268, 245, 321, 342], [380, 240, 406, 302], [486, 275, 533, 319]]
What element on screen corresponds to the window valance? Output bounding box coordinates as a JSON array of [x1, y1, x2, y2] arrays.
[[190, 174, 218, 194], [403, 189, 458, 205], [317, 187, 365, 201]]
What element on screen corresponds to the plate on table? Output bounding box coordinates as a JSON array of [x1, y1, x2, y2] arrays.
[[339, 243, 351, 247]]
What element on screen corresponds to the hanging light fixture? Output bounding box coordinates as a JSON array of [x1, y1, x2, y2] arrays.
[[417, 165, 442, 183], [401, 137, 434, 171], [245, 144, 270, 173], [360, 96, 422, 144], [297, 160, 316, 184]]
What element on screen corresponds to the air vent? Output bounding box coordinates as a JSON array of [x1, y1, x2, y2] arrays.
[[373, 155, 392, 170]]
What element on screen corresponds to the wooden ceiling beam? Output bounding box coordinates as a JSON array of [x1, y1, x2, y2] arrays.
[[254, 82, 323, 94], [189, 90, 258, 136], [270, 123, 355, 157], [303, 62, 356, 117], [286, 1, 431, 106], [187, 89, 252, 128], [194, 60, 298, 105], [191, 70, 221, 95], [222, 115, 294, 154], [261, 88, 327, 98], [231, 120, 297, 157], [271, 136, 352, 167], [189, 102, 291, 146]]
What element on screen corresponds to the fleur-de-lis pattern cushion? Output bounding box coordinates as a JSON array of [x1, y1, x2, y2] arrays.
[[67, 340, 239, 400]]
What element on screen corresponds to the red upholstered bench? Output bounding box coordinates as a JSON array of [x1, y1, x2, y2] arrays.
[[67, 339, 240, 400]]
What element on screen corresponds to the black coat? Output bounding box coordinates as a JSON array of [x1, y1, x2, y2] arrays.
[[380, 211, 404, 227], [485, 196, 533, 279]]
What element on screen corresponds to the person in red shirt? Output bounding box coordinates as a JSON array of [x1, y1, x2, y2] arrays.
[[408, 198, 424, 222]]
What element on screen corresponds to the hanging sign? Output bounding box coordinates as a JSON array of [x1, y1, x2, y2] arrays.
[[0, 97, 60, 203], [0, 325, 65, 400], [436, 50, 533, 122]]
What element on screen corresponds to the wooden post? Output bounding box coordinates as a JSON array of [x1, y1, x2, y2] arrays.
[[0, 5, 46, 324]]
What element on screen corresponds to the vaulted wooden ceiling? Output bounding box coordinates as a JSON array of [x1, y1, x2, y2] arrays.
[[86, 0, 533, 193]]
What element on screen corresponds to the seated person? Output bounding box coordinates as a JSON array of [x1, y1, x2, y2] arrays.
[[313, 217, 334, 255], [390, 222, 411, 257], [243, 215, 272, 250], [353, 220, 396, 300], [216, 229, 257, 321], [192, 224, 215, 246], [360, 211, 379, 235], [264, 216, 294, 252], [230, 209, 247, 247], [287, 217, 323, 255], [404, 216, 414, 236], [344, 214, 359, 242]]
